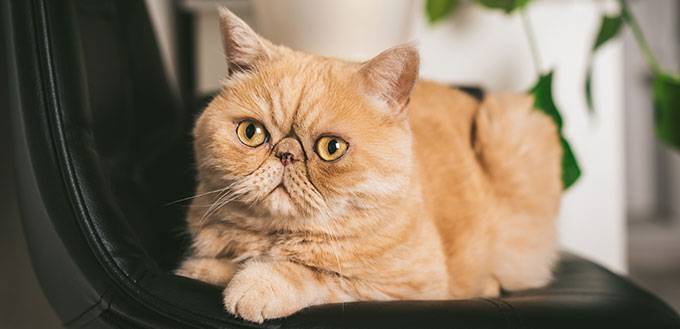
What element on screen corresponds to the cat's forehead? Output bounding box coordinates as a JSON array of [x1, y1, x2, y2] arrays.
[[227, 56, 368, 136]]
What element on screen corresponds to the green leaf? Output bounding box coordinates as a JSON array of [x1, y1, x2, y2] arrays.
[[560, 136, 581, 189], [426, 0, 459, 24], [474, 0, 531, 13], [529, 72, 563, 130], [529, 71, 581, 189], [586, 15, 623, 112], [652, 73, 680, 150], [592, 15, 623, 51]]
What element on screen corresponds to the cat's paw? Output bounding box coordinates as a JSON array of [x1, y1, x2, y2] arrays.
[[481, 277, 501, 297], [175, 257, 236, 287], [223, 261, 311, 323]]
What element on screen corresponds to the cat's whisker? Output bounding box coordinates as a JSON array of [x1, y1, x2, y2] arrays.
[[199, 184, 250, 225], [164, 186, 231, 206], [201, 190, 240, 223], [205, 180, 240, 205], [201, 192, 230, 222], [187, 203, 225, 208], [200, 189, 238, 226]]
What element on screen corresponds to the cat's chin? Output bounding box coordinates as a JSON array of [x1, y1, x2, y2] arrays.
[[259, 185, 298, 218]]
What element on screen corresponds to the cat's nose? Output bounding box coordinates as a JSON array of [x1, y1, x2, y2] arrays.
[[279, 152, 294, 166], [273, 137, 304, 166]]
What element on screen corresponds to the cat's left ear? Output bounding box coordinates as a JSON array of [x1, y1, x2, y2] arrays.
[[358, 44, 420, 117], [218, 7, 276, 73]]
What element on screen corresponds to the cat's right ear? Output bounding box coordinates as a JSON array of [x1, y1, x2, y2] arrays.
[[358, 44, 420, 118], [218, 7, 275, 73]]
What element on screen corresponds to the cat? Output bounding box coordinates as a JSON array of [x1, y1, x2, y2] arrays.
[[176, 7, 562, 323]]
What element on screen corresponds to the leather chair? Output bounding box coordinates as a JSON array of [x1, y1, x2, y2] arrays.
[[3, 0, 680, 328]]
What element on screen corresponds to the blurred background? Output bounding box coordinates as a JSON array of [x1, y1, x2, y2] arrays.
[[1, 0, 679, 327]]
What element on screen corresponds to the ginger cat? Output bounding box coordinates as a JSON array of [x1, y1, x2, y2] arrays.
[[176, 7, 562, 323]]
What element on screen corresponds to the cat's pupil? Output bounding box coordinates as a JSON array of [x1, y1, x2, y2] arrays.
[[328, 140, 338, 155], [245, 124, 256, 139]]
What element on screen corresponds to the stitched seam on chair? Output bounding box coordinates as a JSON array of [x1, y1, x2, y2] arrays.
[[62, 296, 105, 327], [30, 3, 213, 328], [481, 298, 510, 329], [63, 286, 113, 328], [100, 304, 156, 329], [496, 298, 526, 329], [33, 0, 133, 290], [27, 3, 137, 327]]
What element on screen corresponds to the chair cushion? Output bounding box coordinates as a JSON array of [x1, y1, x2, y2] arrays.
[[135, 253, 680, 329]]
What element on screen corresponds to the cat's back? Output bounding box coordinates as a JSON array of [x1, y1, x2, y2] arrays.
[[408, 80, 491, 204], [409, 80, 480, 139], [409, 80, 480, 120], [408, 80, 562, 297]]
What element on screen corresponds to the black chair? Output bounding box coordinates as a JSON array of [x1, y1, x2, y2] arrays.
[[3, 0, 680, 328]]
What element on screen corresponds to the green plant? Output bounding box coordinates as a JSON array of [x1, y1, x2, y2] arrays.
[[426, 0, 680, 190], [616, 0, 680, 151]]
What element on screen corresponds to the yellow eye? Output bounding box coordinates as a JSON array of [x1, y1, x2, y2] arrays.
[[315, 136, 349, 161], [236, 120, 267, 147]]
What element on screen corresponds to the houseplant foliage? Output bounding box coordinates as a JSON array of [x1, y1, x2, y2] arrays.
[[587, 1, 680, 150], [426, 0, 680, 190], [615, 0, 680, 151]]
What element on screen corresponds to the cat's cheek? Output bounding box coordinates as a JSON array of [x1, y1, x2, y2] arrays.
[[305, 159, 358, 197], [213, 146, 271, 177]]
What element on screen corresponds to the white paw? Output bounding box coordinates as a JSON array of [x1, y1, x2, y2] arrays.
[[223, 262, 308, 323]]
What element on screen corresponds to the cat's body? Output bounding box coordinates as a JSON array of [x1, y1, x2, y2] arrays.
[[177, 8, 561, 323]]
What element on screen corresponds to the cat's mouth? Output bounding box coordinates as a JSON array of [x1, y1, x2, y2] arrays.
[[274, 182, 287, 193], [244, 159, 326, 218], [264, 182, 288, 199]]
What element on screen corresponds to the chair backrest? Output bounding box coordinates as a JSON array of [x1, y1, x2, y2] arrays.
[[4, 0, 198, 325], [73, 0, 196, 270]]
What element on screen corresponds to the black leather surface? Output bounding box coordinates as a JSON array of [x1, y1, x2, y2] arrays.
[[4, 0, 680, 328]]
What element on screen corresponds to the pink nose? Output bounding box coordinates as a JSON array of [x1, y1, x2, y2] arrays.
[[279, 152, 294, 166]]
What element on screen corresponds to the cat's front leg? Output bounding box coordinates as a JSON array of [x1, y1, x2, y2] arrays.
[[175, 257, 237, 287], [224, 259, 350, 323]]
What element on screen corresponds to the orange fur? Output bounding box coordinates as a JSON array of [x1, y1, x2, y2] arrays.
[[175, 8, 562, 323]]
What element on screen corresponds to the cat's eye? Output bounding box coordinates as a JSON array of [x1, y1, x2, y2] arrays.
[[315, 136, 349, 161], [236, 120, 267, 147]]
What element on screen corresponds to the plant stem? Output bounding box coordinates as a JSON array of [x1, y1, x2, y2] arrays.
[[619, 0, 662, 75], [521, 8, 542, 75]]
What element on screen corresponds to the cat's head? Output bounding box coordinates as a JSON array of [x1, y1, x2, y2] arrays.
[[193, 8, 419, 224]]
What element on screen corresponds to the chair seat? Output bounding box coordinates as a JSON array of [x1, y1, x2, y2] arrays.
[[135, 253, 680, 329]]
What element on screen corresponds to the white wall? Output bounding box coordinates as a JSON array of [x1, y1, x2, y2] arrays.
[[179, 0, 627, 272]]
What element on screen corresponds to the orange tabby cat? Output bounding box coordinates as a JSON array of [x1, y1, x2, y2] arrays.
[[176, 7, 562, 323]]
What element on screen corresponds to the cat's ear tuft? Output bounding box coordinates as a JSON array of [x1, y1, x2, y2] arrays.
[[358, 44, 420, 115], [218, 7, 275, 73]]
